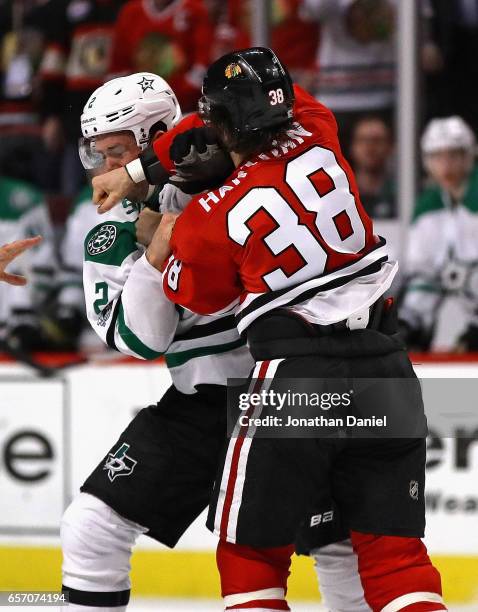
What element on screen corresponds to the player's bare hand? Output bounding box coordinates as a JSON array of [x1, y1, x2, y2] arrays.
[[0, 236, 42, 285], [93, 167, 148, 214], [146, 213, 179, 270], [136, 209, 162, 247]]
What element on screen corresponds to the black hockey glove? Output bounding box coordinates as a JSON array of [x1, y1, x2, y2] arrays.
[[168, 127, 235, 194]]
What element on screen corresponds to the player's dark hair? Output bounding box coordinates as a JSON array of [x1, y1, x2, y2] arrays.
[[148, 119, 167, 141], [208, 105, 294, 158]]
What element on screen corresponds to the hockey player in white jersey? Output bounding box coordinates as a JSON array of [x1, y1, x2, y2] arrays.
[[0, 176, 57, 348], [61, 72, 371, 612], [60, 73, 256, 612], [400, 116, 478, 351]]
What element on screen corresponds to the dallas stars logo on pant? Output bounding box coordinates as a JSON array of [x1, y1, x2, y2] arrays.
[[103, 443, 137, 482]]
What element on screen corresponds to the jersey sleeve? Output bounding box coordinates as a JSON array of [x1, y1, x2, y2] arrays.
[[83, 219, 179, 359], [162, 205, 241, 315], [399, 213, 443, 332]]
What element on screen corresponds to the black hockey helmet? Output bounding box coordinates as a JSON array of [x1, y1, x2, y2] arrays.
[[199, 47, 295, 135]]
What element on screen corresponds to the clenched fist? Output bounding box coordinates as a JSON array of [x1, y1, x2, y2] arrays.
[[93, 167, 148, 214]]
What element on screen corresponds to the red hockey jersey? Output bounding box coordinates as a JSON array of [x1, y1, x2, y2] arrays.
[[161, 86, 395, 333]]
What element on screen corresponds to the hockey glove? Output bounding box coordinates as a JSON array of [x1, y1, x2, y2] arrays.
[[168, 127, 235, 194]]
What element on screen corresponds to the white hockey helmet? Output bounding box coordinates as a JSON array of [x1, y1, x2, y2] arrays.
[[421, 116, 476, 156], [79, 72, 182, 170]]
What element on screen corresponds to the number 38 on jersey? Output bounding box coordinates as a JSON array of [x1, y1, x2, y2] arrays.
[[226, 145, 370, 292]]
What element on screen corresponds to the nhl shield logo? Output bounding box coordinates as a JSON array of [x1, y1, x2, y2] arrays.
[[104, 443, 137, 482], [409, 480, 419, 501]]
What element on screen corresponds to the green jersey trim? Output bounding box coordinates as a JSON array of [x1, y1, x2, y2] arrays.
[[165, 338, 247, 368], [407, 283, 441, 293], [117, 302, 164, 360]]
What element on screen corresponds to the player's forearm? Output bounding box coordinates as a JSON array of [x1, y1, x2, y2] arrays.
[[145, 213, 177, 272]]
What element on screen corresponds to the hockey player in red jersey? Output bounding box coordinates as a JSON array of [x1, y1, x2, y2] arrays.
[[92, 48, 446, 612]]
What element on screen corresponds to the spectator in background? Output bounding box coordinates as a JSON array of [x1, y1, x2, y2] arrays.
[[51, 184, 98, 350], [0, 0, 46, 186], [109, 0, 213, 112], [217, 1, 319, 89], [349, 115, 396, 219], [400, 116, 478, 352], [300, 0, 396, 154], [38, 0, 127, 201], [424, 0, 478, 136]]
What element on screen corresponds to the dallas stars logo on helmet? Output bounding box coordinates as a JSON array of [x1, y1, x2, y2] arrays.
[[225, 63, 242, 79]]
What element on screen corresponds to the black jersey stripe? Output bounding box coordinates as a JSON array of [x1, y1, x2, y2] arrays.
[[236, 257, 387, 332], [105, 297, 122, 352], [173, 315, 237, 342]]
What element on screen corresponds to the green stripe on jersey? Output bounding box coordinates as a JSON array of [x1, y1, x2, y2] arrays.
[[117, 302, 164, 360], [165, 338, 247, 368], [84, 221, 137, 265], [407, 283, 441, 293]]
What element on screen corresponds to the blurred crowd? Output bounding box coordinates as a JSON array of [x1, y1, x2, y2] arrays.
[[1, 0, 478, 354]]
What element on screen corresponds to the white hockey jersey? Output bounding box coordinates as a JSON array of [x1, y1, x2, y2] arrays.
[[400, 167, 478, 337], [0, 177, 56, 337], [83, 187, 254, 394]]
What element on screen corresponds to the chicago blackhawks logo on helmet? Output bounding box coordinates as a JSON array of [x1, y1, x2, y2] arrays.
[[87, 224, 117, 256], [225, 63, 242, 79]]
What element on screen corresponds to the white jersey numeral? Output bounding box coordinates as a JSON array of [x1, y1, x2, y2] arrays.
[[269, 88, 284, 105], [227, 146, 366, 291], [167, 259, 182, 291]]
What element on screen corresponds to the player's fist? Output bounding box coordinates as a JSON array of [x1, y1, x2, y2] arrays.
[[0, 236, 42, 285], [169, 127, 234, 194], [93, 167, 148, 214]]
